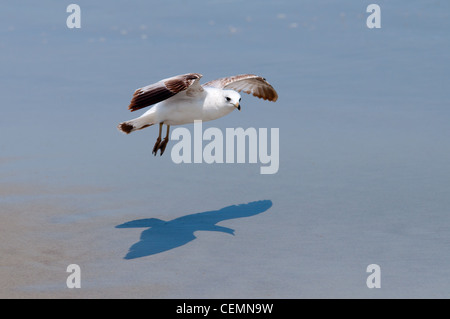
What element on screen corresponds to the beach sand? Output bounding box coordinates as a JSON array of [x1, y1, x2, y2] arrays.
[[2, 1, 450, 299]]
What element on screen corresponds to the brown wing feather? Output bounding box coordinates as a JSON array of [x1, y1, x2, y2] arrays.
[[203, 74, 278, 102], [128, 73, 203, 112]]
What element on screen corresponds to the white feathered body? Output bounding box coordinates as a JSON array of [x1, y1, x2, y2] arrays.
[[123, 87, 238, 131]]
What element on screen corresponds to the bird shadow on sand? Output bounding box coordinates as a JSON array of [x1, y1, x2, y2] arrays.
[[115, 200, 272, 259]]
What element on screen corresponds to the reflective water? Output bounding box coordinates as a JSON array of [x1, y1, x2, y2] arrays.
[[1, 0, 449, 298]]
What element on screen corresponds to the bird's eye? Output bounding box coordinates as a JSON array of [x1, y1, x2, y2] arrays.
[[226, 97, 231, 102]]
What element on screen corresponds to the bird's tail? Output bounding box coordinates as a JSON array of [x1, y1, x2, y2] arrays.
[[117, 113, 155, 134]]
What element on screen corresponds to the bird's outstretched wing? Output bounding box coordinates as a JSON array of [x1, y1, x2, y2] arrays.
[[203, 74, 278, 102], [128, 73, 203, 112]]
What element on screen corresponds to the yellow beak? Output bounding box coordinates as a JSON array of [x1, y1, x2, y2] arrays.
[[234, 103, 241, 111]]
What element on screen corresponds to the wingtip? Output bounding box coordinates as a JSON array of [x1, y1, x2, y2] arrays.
[[271, 94, 278, 102]]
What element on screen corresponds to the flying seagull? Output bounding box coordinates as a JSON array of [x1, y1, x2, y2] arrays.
[[117, 73, 278, 156]]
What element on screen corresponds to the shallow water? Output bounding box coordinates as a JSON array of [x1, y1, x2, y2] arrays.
[[1, 0, 450, 298]]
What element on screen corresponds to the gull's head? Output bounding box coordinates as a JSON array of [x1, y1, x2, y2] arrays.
[[222, 90, 242, 111]]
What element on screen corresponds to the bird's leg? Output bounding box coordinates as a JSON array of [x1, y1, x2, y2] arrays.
[[158, 125, 170, 156], [152, 123, 163, 156]]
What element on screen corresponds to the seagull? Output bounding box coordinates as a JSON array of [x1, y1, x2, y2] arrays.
[[117, 73, 278, 156]]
